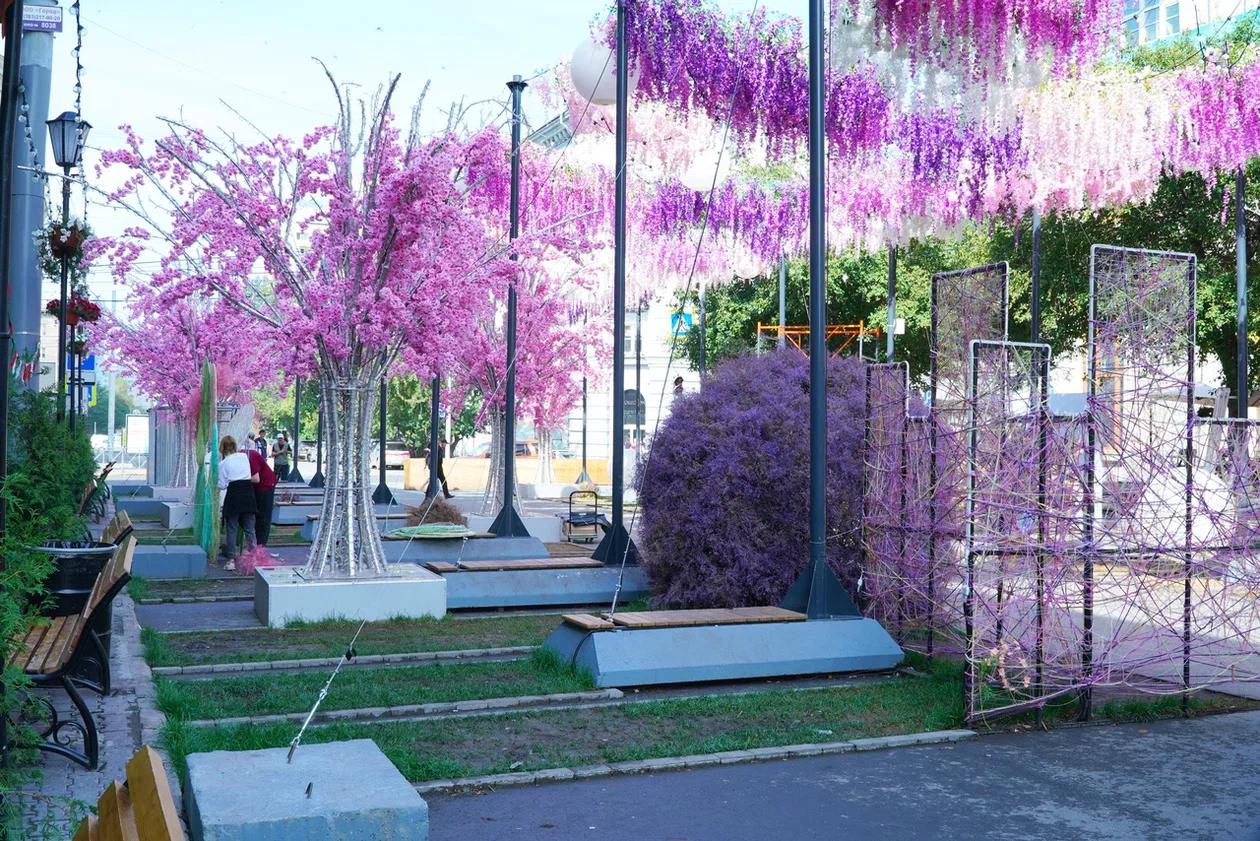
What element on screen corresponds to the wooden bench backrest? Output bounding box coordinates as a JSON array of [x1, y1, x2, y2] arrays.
[[103, 510, 134, 545], [85, 536, 135, 620], [73, 745, 185, 841]]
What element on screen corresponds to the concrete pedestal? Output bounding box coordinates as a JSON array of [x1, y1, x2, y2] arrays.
[[443, 565, 649, 609], [544, 617, 904, 688], [185, 739, 428, 841], [108, 481, 152, 498], [382, 535, 548, 564], [254, 565, 445, 627], [133, 544, 209, 579], [116, 497, 169, 520], [467, 514, 562, 542], [298, 511, 414, 542], [160, 502, 194, 530]]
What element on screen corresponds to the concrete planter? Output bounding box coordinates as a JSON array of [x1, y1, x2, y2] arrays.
[[254, 565, 445, 627]]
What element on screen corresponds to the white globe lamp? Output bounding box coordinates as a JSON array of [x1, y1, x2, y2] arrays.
[[570, 37, 639, 105]]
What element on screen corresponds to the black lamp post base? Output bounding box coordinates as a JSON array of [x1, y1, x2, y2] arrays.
[[372, 482, 396, 505], [575, 470, 593, 485], [308, 471, 325, 489], [779, 558, 860, 620], [592, 524, 639, 566], [287, 466, 304, 484], [489, 504, 530, 537]]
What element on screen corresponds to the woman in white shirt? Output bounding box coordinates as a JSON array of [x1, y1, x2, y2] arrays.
[[218, 435, 259, 571]]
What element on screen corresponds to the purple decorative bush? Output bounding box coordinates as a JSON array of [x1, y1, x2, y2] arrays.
[[637, 350, 867, 608]]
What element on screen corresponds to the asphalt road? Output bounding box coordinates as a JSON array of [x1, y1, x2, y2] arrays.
[[428, 711, 1260, 841]]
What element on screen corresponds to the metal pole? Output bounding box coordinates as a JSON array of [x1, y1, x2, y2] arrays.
[[372, 377, 393, 504], [592, 0, 634, 567], [806, 0, 828, 618], [885, 245, 896, 360], [1031, 208, 1042, 344], [69, 323, 77, 431], [1236, 169, 1248, 418], [0, 0, 28, 771], [56, 170, 70, 419], [698, 280, 707, 379], [778, 257, 787, 349], [426, 374, 441, 500], [576, 376, 591, 484], [288, 378, 304, 483], [106, 369, 116, 455], [635, 304, 642, 447], [490, 74, 529, 536], [309, 399, 324, 488]]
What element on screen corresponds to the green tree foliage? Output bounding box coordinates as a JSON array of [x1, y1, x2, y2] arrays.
[[84, 377, 140, 434]]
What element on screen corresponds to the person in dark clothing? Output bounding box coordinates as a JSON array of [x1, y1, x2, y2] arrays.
[[246, 447, 278, 546], [271, 433, 292, 481], [218, 436, 258, 571], [426, 438, 453, 499], [254, 430, 269, 457]]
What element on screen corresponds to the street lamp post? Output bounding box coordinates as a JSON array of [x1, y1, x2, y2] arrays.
[[288, 378, 304, 483], [372, 377, 395, 504], [46, 110, 90, 425]]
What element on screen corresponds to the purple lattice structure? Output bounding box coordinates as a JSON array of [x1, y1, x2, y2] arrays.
[[864, 247, 1260, 723]]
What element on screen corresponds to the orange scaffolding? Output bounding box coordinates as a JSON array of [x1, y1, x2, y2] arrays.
[[756, 322, 882, 357]]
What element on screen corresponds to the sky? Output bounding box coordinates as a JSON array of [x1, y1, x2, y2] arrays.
[[35, 0, 804, 300]]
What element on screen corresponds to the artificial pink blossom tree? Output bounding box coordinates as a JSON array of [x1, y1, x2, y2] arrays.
[[97, 77, 558, 577]]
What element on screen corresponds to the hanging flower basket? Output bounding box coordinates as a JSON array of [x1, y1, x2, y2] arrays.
[[47, 224, 86, 259], [45, 294, 101, 325], [69, 338, 89, 356]]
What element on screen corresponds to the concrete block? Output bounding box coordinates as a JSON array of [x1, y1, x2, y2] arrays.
[[442, 565, 650, 610], [116, 497, 168, 520], [467, 514, 562, 542], [185, 739, 429, 841], [151, 486, 194, 503], [160, 502, 194, 530], [299, 511, 413, 542], [544, 617, 904, 688], [133, 544, 209, 579], [255, 564, 445, 627], [571, 764, 613, 779], [382, 535, 549, 564]]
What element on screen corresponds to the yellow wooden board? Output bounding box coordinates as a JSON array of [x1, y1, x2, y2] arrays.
[[562, 613, 616, 631], [126, 745, 186, 841], [606, 607, 806, 629]]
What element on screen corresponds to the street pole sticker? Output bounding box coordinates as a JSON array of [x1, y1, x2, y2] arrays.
[[23, 5, 63, 31]]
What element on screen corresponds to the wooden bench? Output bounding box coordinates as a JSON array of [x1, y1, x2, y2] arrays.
[[76, 462, 117, 521], [73, 745, 185, 841], [7, 536, 136, 769], [425, 557, 604, 574], [102, 509, 134, 546], [563, 606, 806, 632]]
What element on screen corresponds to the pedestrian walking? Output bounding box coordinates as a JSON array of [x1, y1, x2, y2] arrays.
[[247, 446, 278, 546], [272, 433, 292, 481], [218, 436, 258, 571], [254, 429, 269, 457], [426, 438, 453, 498]]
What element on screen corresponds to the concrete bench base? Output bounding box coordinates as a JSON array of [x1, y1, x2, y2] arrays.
[[132, 544, 209, 579], [160, 502, 194, 530], [185, 739, 428, 841], [442, 565, 649, 610], [543, 616, 904, 688], [255, 564, 446, 628], [467, 514, 563, 542]]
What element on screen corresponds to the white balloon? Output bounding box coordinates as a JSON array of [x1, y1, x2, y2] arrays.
[[678, 146, 731, 191], [570, 37, 639, 106]]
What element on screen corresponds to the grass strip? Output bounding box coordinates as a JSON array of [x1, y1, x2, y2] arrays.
[[157, 650, 591, 721], [141, 612, 565, 668], [163, 657, 1256, 785]]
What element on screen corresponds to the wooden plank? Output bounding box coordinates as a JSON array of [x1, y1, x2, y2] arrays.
[[424, 561, 461, 573], [562, 613, 615, 631], [607, 607, 806, 629], [96, 779, 141, 841], [72, 815, 99, 841], [39, 616, 84, 674], [126, 746, 186, 841], [11, 623, 48, 672], [28, 617, 67, 674], [456, 558, 603, 572]]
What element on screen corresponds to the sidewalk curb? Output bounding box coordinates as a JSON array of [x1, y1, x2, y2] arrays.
[[186, 688, 625, 728], [153, 645, 534, 677], [413, 729, 978, 795], [138, 595, 252, 605]]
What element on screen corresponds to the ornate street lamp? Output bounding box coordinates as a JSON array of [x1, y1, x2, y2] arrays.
[[46, 110, 91, 426]]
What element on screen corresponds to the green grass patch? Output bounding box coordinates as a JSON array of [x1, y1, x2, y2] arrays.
[[127, 576, 151, 602], [162, 655, 1258, 786], [144, 613, 566, 668], [157, 649, 593, 721]]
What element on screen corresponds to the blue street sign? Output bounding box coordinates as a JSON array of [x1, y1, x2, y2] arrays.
[[670, 312, 693, 336]]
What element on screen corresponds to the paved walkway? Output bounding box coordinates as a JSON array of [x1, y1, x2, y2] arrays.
[[428, 711, 1260, 841]]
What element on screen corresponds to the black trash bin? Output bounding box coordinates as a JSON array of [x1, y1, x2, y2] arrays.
[[32, 540, 119, 653]]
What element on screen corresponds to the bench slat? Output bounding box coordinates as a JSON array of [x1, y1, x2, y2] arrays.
[[126, 745, 185, 841], [29, 617, 68, 674], [97, 779, 140, 841], [10, 622, 49, 672], [73, 814, 98, 841], [456, 558, 603, 572], [562, 613, 615, 631], [607, 607, 806, 629], [39, 616, 85, 675]]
